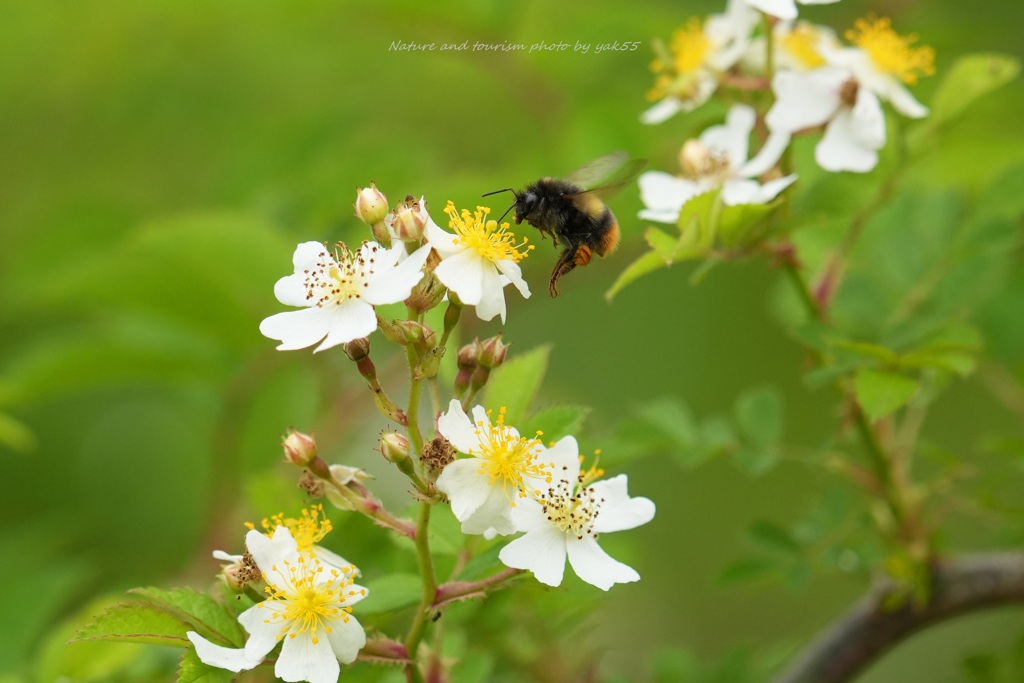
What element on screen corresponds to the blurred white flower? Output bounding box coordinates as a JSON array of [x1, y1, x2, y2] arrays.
[[260, 240, 430, 352], [765, 16, 933, 172], [188, 526, 367, 683], [425, 202, 531, 323], [639, 104, 796, 223], [498, 462, 656, 590], [642, 0, 759, 124], [435, 401, 578, 536], [743, 21, 839, 73], [741, 0, 839, 22]]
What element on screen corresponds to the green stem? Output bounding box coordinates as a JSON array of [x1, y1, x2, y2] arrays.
[[404, 501, 438, 682], [406, 345, 425, 457], [782, 260, 822, 322]]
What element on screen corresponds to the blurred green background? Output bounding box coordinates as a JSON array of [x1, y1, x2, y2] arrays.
[[1, 0, 1022, 681]]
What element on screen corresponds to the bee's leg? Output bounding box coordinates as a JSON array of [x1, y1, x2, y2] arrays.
[[548, 245, 592, 297]]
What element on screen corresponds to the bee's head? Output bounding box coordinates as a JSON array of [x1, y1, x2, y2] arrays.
[[481, 187, 522, 224]]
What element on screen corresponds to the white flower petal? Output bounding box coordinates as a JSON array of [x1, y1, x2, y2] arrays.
[[507, 495, 549, 533], [767, 68, 845, 133], [424, 218, 463, 258], [473, 262, 507, 323], [499, 526, 568, 587], [291, 241, 332, 272], [851, 88, 886, 149], [495, 259, 531, 299], [460, 483, 517, 536], [434, 248, 486, 306], [742, 0, 796, 20], [701, 104, 755, 169], [277, 630, 339, 683], [638, 172, 701, 224], [312, 545, 356, 574], [259, 307, 334, 351], [884, 81, 929, 118], [531, 436, 581, 488], [314, 300, 377, 352], [640, 97, 683, 125], [436, 459, 492, 522], [566, 536, 640, 590], [274, 272, 313, 308], [326, 614, 367, 665], [589, 475, 657, 533], [436, 400, 478, 453], [740, 130, 791, 178], [816, 110, 880, 172], [721, 173, 797, 205], [362, 243, 430, 305], [212, 550, 242, 563], [238, 601, 286, 662], [188, 631, 263, 673]]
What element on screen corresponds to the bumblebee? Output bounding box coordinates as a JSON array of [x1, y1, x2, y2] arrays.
[[484, 152, 646, 297]]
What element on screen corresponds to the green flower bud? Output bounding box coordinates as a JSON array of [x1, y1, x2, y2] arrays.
[[282, 428, 318, 466], [354, 182, 389, 225]]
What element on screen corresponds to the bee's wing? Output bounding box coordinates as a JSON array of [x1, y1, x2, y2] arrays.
[[564, 153, 647, 202]]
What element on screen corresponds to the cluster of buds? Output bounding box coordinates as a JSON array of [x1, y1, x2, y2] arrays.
[[454, 335, 510, 401]]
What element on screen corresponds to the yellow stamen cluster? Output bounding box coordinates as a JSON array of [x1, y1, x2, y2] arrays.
[[846, 16, 935, 84], [475, 407, 551, 498], [647, 18, 710, 101], [259, 553, 363, 645], [249, 505, 333, 552], [444, 201, 533, 264], [300, 242, 381, 306], [781, 24, 827, 70]]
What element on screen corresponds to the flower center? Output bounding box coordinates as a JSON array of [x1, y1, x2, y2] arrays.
[[647, 18, 710, 102], [680, 139, 732, 181], [444, 202, 532, 264], [781, 24, 826, 70], [302, 242, 381, 306], [540, 467, 603, 540], [846, 16, 935, 84], [261, 554, 363, 645], [475, 407, 550, 494]]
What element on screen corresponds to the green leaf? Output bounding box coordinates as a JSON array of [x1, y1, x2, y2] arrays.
[[523, 404, 590, 442], [747, 521, 802, 556], [733, 447, 782, 476], [358, 574, 423, 615], [178, 648, 234, 683], [677, 190, 719, 237], [481, 345, 550, 424], [645, 226, 682, 263], [605, 250, 669, 301], [734, 387, 783, 448], [854, 369, 920, 421], [717, 199, 782, 250], [929, 53, 1021, 128], [426, 503, 465, 557], [72, 601, 193, 647], [130, 587, 244, 646]]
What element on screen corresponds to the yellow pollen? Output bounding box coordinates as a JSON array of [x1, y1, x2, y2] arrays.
[[781, 24, 827, 69], [541, 474, 604, 540], [476, 406, 551, 493], [444, 201, 533, 264], [259, 554, 359, 643], [647, 18, 710, 102], [259, 505, 333, 552], [846, 16, 935, 84]]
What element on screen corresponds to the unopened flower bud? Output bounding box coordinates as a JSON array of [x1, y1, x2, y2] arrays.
[[282, 429, 318, 466], [380, 432, 411, 464], [405, 272, 447, 315], [354, 182, 389, 225], [385, 195, 429, 242], [396, 321, 436, 351], [458, 339, 482, 371], [343, 337, 371, 362], [478, 335, 509, 369]]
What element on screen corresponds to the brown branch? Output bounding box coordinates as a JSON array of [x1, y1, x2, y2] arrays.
[[772, 552, 1024, 683]]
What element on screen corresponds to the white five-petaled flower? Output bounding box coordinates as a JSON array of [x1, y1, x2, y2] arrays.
[[741, 0, 839, 22], [642, 0, 758, 124], [425, 201, 532, 323], [188, 526, 368, 683], [639, 104, 796, 224], [498, 458, 656, 590], [765, 16, 934, 172], [259, 239, 431, 352], [743, 21, 838, 74], [435, 401, 578, 536]]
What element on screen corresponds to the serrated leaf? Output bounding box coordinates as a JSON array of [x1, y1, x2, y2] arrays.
[[677, 190, 719, 237], [130, 587, 244, 646], [734, 387, 783, 448], [358, 574, 423, 615], [718, 557, 779, 586], [747, 521, 802, 555], [645, 226, 682, 263], [854, 369, 919, 421], [178, 648, 234, 683], [481, 345, 549, 425], [929, 53, 1021, 128], [606, 250, 669, 301], [73, 601, 192, 647], [523, 404, 589, 442]]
